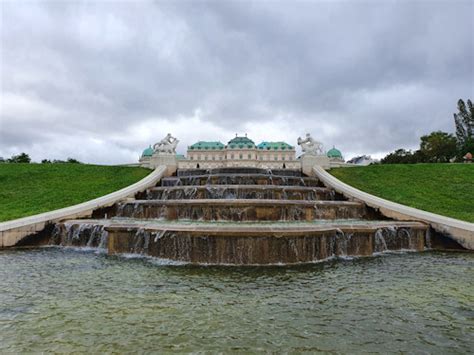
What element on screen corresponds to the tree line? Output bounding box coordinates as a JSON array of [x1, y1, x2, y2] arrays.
[[381, 99, 473, 164], [0, 153, 81, 164]]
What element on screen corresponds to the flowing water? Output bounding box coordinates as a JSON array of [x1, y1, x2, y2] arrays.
[[0, 248, 472, 353]]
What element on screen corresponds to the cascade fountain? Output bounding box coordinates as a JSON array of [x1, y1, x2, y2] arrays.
[[50, 167, 429, 264]]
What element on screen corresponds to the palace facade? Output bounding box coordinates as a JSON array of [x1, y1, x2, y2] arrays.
[[178, 135, 299, 169], [139, 134, 346, 170]]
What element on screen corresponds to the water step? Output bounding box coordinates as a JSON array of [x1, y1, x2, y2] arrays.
[[161, 174, 321, 187], [147, 185, 335, 200], [177, 168, 302, 177], [115, 199, 366, 221], [52, 219, 429, 265]]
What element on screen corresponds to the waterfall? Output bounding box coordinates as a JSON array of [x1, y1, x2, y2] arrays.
[[50, 224, 61, 245], [374, 227, 422, 253], [165, 188, 172, 200], [153, 230, 166, 243], [374, 229, 389, 252], [184, 187, 198, 199], [116, 203, 125, 217], [131, 203, 144, 218], [132, 228, 150, 254], [51, 223, 108, 249], [335, 229, 349, 256], [425, 228, 432, 250]]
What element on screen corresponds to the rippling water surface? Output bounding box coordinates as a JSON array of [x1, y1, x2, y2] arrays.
[[0, 248, 472, 353]]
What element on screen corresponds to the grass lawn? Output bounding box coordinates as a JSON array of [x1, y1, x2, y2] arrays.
[[0, 164, 151, 222], [330, 164, 474, 223]]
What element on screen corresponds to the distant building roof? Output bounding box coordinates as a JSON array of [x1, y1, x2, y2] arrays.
[[257, 141, 294, 150], [176, 154, 186, 160], [141, 146, 154, 157], [227, 136, 255, 149], [327, 146, 343, 159], [347, 155, 374, 165], [189, 141, 225, 150]]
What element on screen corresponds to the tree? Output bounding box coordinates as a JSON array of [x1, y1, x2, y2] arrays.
[[453, 98, 474, 154], [67, 158, 81, 164], [41, 159, 52, 164], [8, 153, 31, 163], [419, 131, 457, 162], [381, 149, 415, 164]]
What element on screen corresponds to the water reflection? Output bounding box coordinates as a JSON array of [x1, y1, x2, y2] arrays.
[[0, 248, 472, 353]]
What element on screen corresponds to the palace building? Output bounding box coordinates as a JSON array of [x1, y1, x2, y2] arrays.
[[139, 133, 347, 170], [178, 135, 299, 169]]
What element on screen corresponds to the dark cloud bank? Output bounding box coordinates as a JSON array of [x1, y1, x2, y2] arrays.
[[1, 0, 473, 163]]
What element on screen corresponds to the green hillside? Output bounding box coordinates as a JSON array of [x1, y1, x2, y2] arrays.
[[0, 164, 151, 222], [330, 164, 474, 223]]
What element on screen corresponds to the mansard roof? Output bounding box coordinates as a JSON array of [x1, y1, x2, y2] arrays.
[[227, 136, 255, 149], [257, 141, 294, 150], [189, 141, 225, 150]]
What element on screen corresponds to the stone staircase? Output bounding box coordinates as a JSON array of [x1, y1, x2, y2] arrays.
[[51, 167, 429, 265]]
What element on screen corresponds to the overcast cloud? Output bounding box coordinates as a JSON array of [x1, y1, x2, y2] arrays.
[[1, 0, 473, 164]]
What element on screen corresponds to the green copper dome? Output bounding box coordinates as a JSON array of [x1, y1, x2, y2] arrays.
[[227, 136, 255, 148], [327, 146, 343, 159], [142, 146, 154, 157]]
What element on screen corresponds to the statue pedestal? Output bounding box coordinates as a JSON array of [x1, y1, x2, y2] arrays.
[[301, 154, 330, 176], [149, 153, 178, 175]]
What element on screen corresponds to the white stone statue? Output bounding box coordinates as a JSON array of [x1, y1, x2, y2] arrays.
[[153, 133, 179, 154], [297, 133, 324, 155]]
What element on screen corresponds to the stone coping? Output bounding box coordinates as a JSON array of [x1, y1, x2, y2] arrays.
[[121, 199, 362, 206], [0, 166, 167, 247], [61, 218, 427, 236], [313, 165, 474, 250]]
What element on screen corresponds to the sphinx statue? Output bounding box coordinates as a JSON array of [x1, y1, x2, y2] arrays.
[[297, 133, 323, 155], [153, 133, 179, 154]]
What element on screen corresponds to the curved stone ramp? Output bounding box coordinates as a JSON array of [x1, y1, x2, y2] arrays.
[[52, 219, 428, 265], [0, 166, 168, 248], [313, 166, 474, 250]]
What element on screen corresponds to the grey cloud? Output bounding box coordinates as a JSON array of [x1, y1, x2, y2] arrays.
[[1, 0, 473, 163]]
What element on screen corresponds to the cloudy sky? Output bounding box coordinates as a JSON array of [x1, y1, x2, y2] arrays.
[[1, 0, 473, 164]]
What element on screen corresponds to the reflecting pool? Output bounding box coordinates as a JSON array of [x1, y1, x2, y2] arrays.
[[0, 248, 472, 353]]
